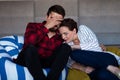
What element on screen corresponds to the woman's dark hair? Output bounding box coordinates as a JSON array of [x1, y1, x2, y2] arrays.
[[47, 5, 65, 17], [59, 18, 78, 32]]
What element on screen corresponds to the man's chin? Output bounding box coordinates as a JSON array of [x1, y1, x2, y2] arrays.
[[65, 40, 69, 43], [49, 28, 58, 32]]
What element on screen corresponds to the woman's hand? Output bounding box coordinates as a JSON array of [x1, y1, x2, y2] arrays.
[[71, 62, 86, 72], [71, 62, 95, 74], [84, 66, 95, 74], [100, 44, 106, 51]]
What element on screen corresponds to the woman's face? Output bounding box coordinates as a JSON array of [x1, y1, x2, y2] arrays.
[[59, 26, 76, 43]]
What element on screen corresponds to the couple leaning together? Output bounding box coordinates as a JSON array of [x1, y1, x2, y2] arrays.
[[13, 5, 120, 80]]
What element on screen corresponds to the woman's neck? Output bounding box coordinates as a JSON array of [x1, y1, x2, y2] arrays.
[[73, 35, 80, 45]]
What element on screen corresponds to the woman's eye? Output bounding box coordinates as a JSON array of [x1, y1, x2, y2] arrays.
[[50, 17, 53, 18]]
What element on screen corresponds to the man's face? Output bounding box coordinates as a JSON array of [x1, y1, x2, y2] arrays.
[[47, 12, 63, 32]]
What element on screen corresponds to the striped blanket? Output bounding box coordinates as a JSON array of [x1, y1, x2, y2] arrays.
[[0, 35, 67, 80]]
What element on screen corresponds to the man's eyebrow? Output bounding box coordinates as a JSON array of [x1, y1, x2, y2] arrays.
[[57, 20, 63, 22]]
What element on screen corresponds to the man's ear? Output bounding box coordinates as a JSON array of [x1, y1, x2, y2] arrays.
[[45, 15, 48, 19]]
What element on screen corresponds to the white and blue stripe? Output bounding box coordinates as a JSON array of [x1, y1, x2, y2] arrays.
[[0, 35, 67, 80]]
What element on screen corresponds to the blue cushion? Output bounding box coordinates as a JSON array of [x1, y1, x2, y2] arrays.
[[0, 57, 67, 80], [0, 35, 68, 80]]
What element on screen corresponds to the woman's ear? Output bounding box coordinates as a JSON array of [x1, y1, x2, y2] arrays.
[[73, 28, 77, 33]]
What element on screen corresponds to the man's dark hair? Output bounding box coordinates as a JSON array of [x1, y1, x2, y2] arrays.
[[59, 18, 78, 33], [47, 5, 65, 17]]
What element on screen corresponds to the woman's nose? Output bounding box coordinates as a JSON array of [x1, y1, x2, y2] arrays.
[[62, 35, 66, 40]]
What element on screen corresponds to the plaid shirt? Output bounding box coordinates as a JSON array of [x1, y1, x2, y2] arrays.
[[23, 22, 63, 58]]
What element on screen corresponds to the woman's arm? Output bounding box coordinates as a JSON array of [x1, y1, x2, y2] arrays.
[[78, 25, 101, 51], [71, 45, 80, 50]]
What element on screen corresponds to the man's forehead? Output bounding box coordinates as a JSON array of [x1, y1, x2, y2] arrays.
[[50, 12, 63, 19]]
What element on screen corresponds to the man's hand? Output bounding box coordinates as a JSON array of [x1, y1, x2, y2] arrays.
[[45, 17, 63, 29]]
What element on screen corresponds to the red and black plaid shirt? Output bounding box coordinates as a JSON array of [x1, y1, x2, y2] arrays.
[[23, 22, 63, 58]]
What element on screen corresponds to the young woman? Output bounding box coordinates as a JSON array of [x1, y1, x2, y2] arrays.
[[58, 18, 120, 80]]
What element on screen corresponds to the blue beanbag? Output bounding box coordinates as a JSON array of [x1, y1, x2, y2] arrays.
[[0, 35, 67, 80]]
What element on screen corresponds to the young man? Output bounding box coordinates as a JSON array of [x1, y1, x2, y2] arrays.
[[13, 5, 71, 80]]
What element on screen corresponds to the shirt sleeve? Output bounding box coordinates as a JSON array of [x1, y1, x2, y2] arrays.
[[23, 23, 49, 49], [78, 25, 102, 51]]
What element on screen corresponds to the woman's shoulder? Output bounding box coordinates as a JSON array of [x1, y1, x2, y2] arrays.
[[78, 25, 91, 32], [78, 25, 93, 32], [78, 25, 89, 29]]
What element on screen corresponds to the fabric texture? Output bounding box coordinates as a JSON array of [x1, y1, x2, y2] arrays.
[[0, 35, 67, 80], [106, 46, 120, 56], [67, 69, 90, 80], [24, 23, 63, 58], [67, 46, 120, 80]]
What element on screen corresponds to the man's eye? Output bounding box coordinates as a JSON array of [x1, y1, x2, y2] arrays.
[[64, 33, 68, 35]]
